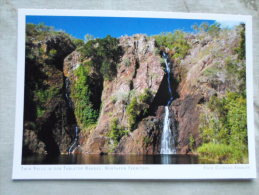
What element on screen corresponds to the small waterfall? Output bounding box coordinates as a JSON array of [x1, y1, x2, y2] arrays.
[[160, 52, 176, 154], [64, 77, 80, 154], [68, 126, 80, 154]]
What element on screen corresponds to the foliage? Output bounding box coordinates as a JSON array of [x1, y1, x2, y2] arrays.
[[123, 58, 131, 67], [192, 22, 221, 37], [197, 143, 245, 163], [24, 23, 76, 122], [49, 49, 57, 57], [143, 137, 152, 146], [100, 60, 118, 81], [207, 23, 221, 37], [79, 35, 122, 81], [153, 30, 190, 64], [189, 134, 195, 151], [202, 66, 221, 77], [33, 85, 60, 118], [71, 65, 99, 129], [111, 95, 117, 104], [198, 92, 248, 163], [26, 23, 54, 39], [234, 23, 246, 60], [108, 118, 129, 146], [126, 89, 153, 130], [71, 38, 84, 48], [84, 34, 94, 43], [126, 97, 140, 130], [139, 88, 153, 104], [224, 56, 246, 94]]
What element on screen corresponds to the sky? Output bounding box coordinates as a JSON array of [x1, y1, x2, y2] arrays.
[[26, 16, 240, 40]]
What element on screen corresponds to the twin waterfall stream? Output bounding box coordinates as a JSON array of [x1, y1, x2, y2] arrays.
[[160, 52, 176, 155]]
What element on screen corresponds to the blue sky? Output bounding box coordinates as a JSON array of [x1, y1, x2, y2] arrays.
[[26, 16, 236, 40]]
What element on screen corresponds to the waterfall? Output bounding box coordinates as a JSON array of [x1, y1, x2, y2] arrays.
[[160, 52, 176, 154], [68, 126, 80, 154], [64, 77, 80, 154]]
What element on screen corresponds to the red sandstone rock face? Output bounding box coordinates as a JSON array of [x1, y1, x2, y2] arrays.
[[64, 28, 242, 154], [116, 117, 162, 154], [82, 34, 165, 154], [171, 95, 202, 154], [170, 28, 242, 153]]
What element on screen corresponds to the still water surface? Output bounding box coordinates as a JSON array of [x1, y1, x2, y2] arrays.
[[22, 154, 216, 164]]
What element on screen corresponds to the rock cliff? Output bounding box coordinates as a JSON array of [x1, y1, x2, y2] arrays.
[[23, 25, 76, 156], [23, 23, 246, 160]]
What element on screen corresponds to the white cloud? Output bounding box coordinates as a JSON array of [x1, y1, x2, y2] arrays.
[[215, 20, 242, 29]]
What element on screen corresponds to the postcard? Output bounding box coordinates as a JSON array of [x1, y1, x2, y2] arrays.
[[13, 9, 256, 179]]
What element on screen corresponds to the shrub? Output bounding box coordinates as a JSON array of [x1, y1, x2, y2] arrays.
[[71, 65, 99, 129], [49, 49, 57, 57], [197, 143, 236, 163], [198, 92, 248, 163], [34, 86, 60, 117], [111, 95, 117, 104], [192, 22, 221, 37], [108, 118, 129, 146], [234, 23, 245, 60], [153, 30, 190, 64], [71, 38, 84, 48], [126, 89, 153, 130], [224, 57, 246, 94], [123, 58, 131, 67], [202, 66, 220, 77], [79, 35, 123, 81], [100, 60, 117, 81], [139, 89, 153, 104], [189, 134, 195, 151], [126, 97, 140, 130], [143, 137, 152, 146]]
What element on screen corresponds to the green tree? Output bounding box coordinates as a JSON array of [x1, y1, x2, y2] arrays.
[[71, 65, 99, 129]]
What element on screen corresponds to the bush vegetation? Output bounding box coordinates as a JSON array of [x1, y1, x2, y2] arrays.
[[198, 92, 248, 163], [108, 118, 129, 147], [235, 23, 246, 60], [71, 65, 99, 129], [126, 89, 153, 130], [153, 30, 190, 63], [34, 87, 60, 117], [192, 22, 221, 37], [25, 23, 75, 120], [78, 35, 122, 80]]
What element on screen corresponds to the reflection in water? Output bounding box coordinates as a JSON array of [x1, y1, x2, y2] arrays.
[[21, 154, 212, 165]]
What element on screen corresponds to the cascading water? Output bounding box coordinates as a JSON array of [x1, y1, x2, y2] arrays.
[[160, 52, 176, 155], [64, 77, 80, 154], [68, 126, 80, 154]]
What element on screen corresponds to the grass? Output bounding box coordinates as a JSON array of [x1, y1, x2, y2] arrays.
[[197, 143, 248, 163]]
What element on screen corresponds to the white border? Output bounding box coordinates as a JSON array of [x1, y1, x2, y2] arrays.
[[13, 9, 256, 180]]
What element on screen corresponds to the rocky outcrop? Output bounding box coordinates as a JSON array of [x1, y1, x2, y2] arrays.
[[23, 129, 46, 155], [24, 24, 244, 157], [170, 27, 243, 153], [72, 34, 165, 154], [171, 95, 202, 153], [23, 29, 75, 156], [116, 117, 162, 154]]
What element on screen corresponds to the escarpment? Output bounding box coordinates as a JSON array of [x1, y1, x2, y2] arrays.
[[23, 23, 247, 162], [23, 27, 76, 156]]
